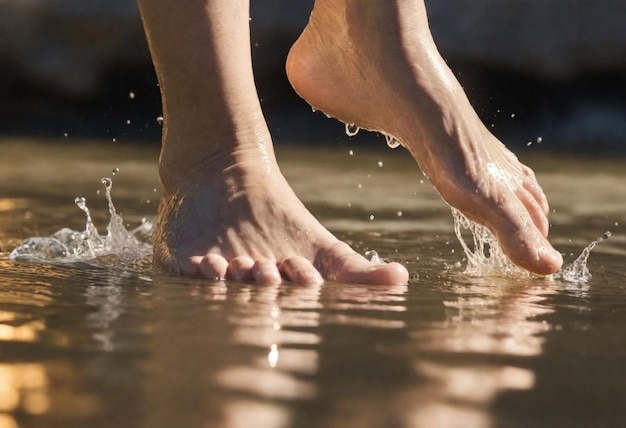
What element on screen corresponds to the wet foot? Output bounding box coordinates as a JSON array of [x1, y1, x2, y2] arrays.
[[286, 0, 562, 275], [154, 136, 409, 286]]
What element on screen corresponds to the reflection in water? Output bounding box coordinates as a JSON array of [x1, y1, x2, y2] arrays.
[[85, 283, 124, 352], [144, 280, 413, 428], [0, 306, 49, 426], [212, 284, 322, 426], [400, 277, 561, 428], [435, 280, 556, 356], [1, 140, 623, 427]]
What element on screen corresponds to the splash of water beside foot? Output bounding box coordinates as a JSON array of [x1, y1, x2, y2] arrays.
[[9, 177, 153, 269], [451, 207, 608, 284], [365, 250, 386, 266], [451, 208, 529, 278], [555, 231, 611, 284]]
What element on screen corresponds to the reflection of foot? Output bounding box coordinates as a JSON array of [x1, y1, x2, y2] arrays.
[[286, 0, 562, 274], [154, 133, 409, 286]]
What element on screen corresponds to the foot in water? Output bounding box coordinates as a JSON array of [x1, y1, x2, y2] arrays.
[[286, 0, 562, 275], [138, 0, 408, 286], [154, 139, 409, 285]]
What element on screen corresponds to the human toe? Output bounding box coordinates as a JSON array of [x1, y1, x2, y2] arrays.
[[252, 258, 283, 285], [497, 224, 562, 275], [521, 166, 550, 215], [186, 254, 229, 280], [227, 256, 255, 281], [279, 256, 324, 285], [321, 248, 409, 285], [517, 187, 550, 237]]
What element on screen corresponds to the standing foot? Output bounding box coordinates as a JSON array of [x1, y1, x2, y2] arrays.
[[154, 138, 409, 285]]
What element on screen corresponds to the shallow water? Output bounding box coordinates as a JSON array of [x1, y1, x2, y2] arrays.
[[1, 139, 625, 428]]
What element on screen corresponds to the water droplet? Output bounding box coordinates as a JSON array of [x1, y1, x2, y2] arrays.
[[377, 161, 384, 167], [126, 119, 131, 125], [397, 211, 403, 217], [510, 113, 516, 118], [384, 134, 403, 149], [156, 116, 164, 125], [527, 141, 533, 147], [101, 177, 112, 188], [369, 214, 375, 221], [349, 150, 354, 156], [345, 123, 360, 137], [311, 106, 316, 113], [129, 92, 136, 99], [536, 136, 543, 144], [112, 167, 120, 175], [365, 250, 385, 265]]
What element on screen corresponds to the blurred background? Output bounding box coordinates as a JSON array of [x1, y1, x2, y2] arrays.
[[1, 0, 625, 152]]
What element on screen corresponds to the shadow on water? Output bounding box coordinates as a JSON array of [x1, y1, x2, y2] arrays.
[[0, 139, 625, 427]]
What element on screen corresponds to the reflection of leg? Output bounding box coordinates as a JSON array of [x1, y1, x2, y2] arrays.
[[287, 0, 562, 274], [136, 0, 409, 285]]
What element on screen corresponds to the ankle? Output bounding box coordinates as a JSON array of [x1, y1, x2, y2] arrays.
[[158, 124, 277, 195]]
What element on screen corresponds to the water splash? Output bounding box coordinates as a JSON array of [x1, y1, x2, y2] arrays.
[[556, 231, 611, 283], [451, 208, 528, 277], [9, 177, 153, 268], [451, 207, 607, 283], [365, 250, 386, 266]]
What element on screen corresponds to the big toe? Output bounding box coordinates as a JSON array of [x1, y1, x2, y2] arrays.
[[498, 227, 563, 275], [319, 244, 409, 285]]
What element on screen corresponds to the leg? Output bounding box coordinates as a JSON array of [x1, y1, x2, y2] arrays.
[[286, 0, 562, 275], [136, 0, 409, 285]]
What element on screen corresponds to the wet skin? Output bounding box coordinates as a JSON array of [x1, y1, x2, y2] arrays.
[[138, 0, 562, 285]]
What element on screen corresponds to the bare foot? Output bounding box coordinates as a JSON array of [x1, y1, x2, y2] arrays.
[[154, 132, 409, 286], [286, 0, 562, 275]]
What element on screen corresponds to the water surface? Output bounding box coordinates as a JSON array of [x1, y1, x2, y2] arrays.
[[1, 139, 625, 428]]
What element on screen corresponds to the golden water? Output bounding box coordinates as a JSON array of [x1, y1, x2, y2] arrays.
[[1, 139, 625, 428]]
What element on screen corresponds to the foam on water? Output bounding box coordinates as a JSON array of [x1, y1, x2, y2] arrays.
[[9, 177, 153, 268]]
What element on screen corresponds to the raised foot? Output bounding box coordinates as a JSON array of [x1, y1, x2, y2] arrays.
[[286, 0, 562, 275]]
